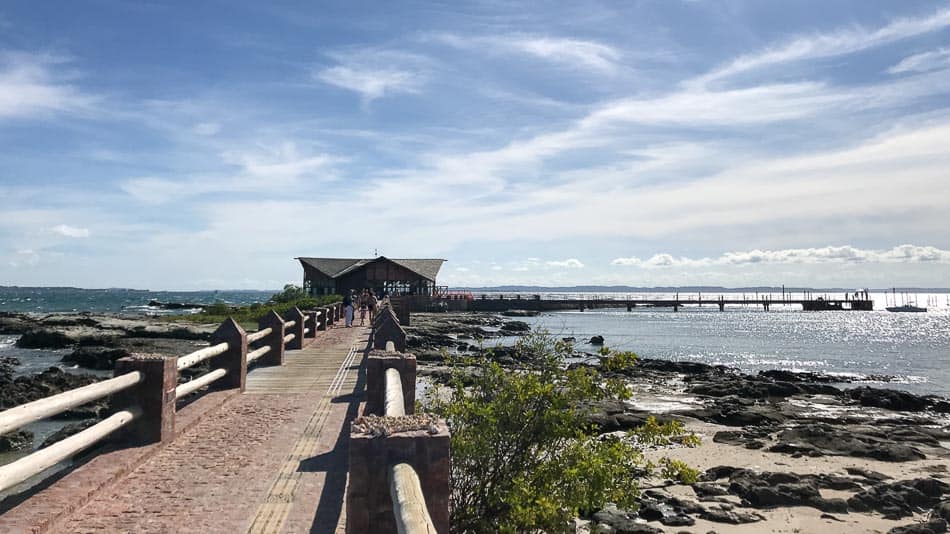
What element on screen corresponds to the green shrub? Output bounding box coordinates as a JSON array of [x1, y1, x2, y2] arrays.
[[428, 333, 692, 533], [659, 458, 699, 485]]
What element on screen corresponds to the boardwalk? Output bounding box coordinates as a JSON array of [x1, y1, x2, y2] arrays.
[[43, 324, 368, 534]]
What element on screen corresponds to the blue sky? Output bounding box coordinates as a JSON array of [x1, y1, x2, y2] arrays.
[[1, 1, 949, 289]]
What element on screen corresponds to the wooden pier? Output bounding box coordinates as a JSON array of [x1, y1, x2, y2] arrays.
[[462, 294, 874, 313]]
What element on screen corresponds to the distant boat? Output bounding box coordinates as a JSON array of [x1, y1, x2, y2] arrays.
[[886, 304, 927, 313], [885, 287, 927, 312]]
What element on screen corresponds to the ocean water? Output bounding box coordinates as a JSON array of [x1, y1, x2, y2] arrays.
[[504, 303, 950, 396], [0, 286, 276, 314]]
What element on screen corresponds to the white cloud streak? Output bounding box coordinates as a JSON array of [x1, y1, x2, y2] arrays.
[[889, 47, 950, 74], [436, 34, 620, 73], [699, 7, 950, 84], [51, 224, 90, 238], [612, 245, 950, 268], [546, 258, 585, 268], [315, 50, 428, 103], [0, 51, 96, 120]]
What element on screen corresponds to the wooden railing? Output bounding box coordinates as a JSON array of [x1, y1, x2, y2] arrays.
[[0, 302, 344, 494], [347, 306, 449, 533]]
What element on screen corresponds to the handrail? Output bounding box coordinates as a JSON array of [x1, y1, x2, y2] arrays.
[[389, 463, 437, 534], [175, 368, 228, 399], [177, 342, 230, 371], [247, 345, 271, 363], [283, 333, 295, 344], [0, 407, 141, 493], [284, 320, 296, 329], [246, 327, 272, 344], [0, 371, 143, 436], [384, 368, 405, 417]]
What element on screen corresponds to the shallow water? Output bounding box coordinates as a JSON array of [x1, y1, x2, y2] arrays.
[[499, 306, 950, 396]]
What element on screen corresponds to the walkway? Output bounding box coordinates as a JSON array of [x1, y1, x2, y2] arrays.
[[49, 324, 369, 534]]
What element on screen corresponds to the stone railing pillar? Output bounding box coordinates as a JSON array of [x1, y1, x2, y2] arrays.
[[373, 310, 406, 351], [325, 305, 335, 326], [347, 418, 450, 533], [258, 310, 286, 366], [113, 355, 177, 444], [209, 318, 247, 391], [306, 311, 319, 339], [287, 307, 306, 350], [318, 306, 330, 331], [365, 350, 416, 416], [336, 302, 343, 321]]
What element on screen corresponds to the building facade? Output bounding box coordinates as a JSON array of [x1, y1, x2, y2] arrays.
[[296, 257, 446, 297]]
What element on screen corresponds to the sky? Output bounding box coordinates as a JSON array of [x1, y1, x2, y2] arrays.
[[1, 1, 949, 290]]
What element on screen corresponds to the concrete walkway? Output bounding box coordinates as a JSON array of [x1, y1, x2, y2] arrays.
[[48, 324, 369, 534]]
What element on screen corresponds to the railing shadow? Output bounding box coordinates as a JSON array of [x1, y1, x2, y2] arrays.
[[299, 336, 370, 533]]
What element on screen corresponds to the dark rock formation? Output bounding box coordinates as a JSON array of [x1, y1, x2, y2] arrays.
[[0, 429, 33, 452], [499, 321, 530, 333], [1, 367, 102, 413], [849, 478, 950, 519], [62, 346, 132, 370], [589, 335, 605, 345], [768, 423, 927, 462], [887, 519, 947, 534], [592, 504, 662, 533], [500, 310, 539, 317]]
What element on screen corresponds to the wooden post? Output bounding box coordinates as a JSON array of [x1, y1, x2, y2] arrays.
[[209, 318, 247, 391], [306, 311, 318, 338], [318, 307, 329, 331], [112, 355, 177, 444], [287, 307, 306, 350], [258, 311, 286, 366]]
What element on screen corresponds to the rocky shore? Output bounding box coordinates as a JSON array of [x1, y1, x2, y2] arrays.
[[0, 311, 218, 453], [407, 312, 950, 533]]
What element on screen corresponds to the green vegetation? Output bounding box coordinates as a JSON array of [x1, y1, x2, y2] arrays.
[[428, 334, 699, 533], [171, 284, 340, 328]]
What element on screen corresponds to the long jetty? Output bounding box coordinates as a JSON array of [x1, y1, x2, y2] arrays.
[[0, 300, 446, 533], [463, 293, 874, 312]]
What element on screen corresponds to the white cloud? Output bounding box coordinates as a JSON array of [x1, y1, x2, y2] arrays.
[[889, 47, 950, 74], [0, 51, 96, 120], [611, 245, 950, 268], [314, 50, 428, 104], [437, 34, 620, 73], [317, 65, 421, 102], [120, 141, 335, 204], [546, 258, 585, 268], [699, 7, 950, 84], [51, 224, 90, 238], [193, 122, 221, 135]]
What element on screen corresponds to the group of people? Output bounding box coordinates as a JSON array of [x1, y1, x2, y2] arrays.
[[343, 288, 379, 327]]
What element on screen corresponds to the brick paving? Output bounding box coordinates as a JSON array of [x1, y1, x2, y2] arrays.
[[43, 324, 369, 534]]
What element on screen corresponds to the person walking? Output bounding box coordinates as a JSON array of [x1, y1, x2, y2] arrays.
[[367, 290, 378, 322], [359, 289, 368, 326], [343, 290, 355, 327]]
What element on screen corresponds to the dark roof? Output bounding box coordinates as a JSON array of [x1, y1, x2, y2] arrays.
[[297, 257, 445, 281]]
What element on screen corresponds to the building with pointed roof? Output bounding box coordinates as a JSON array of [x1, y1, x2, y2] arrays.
[[296, 256, 446, 297]]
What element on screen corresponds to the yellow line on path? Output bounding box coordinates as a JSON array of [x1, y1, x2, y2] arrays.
[[246, 332, 364, 534]]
